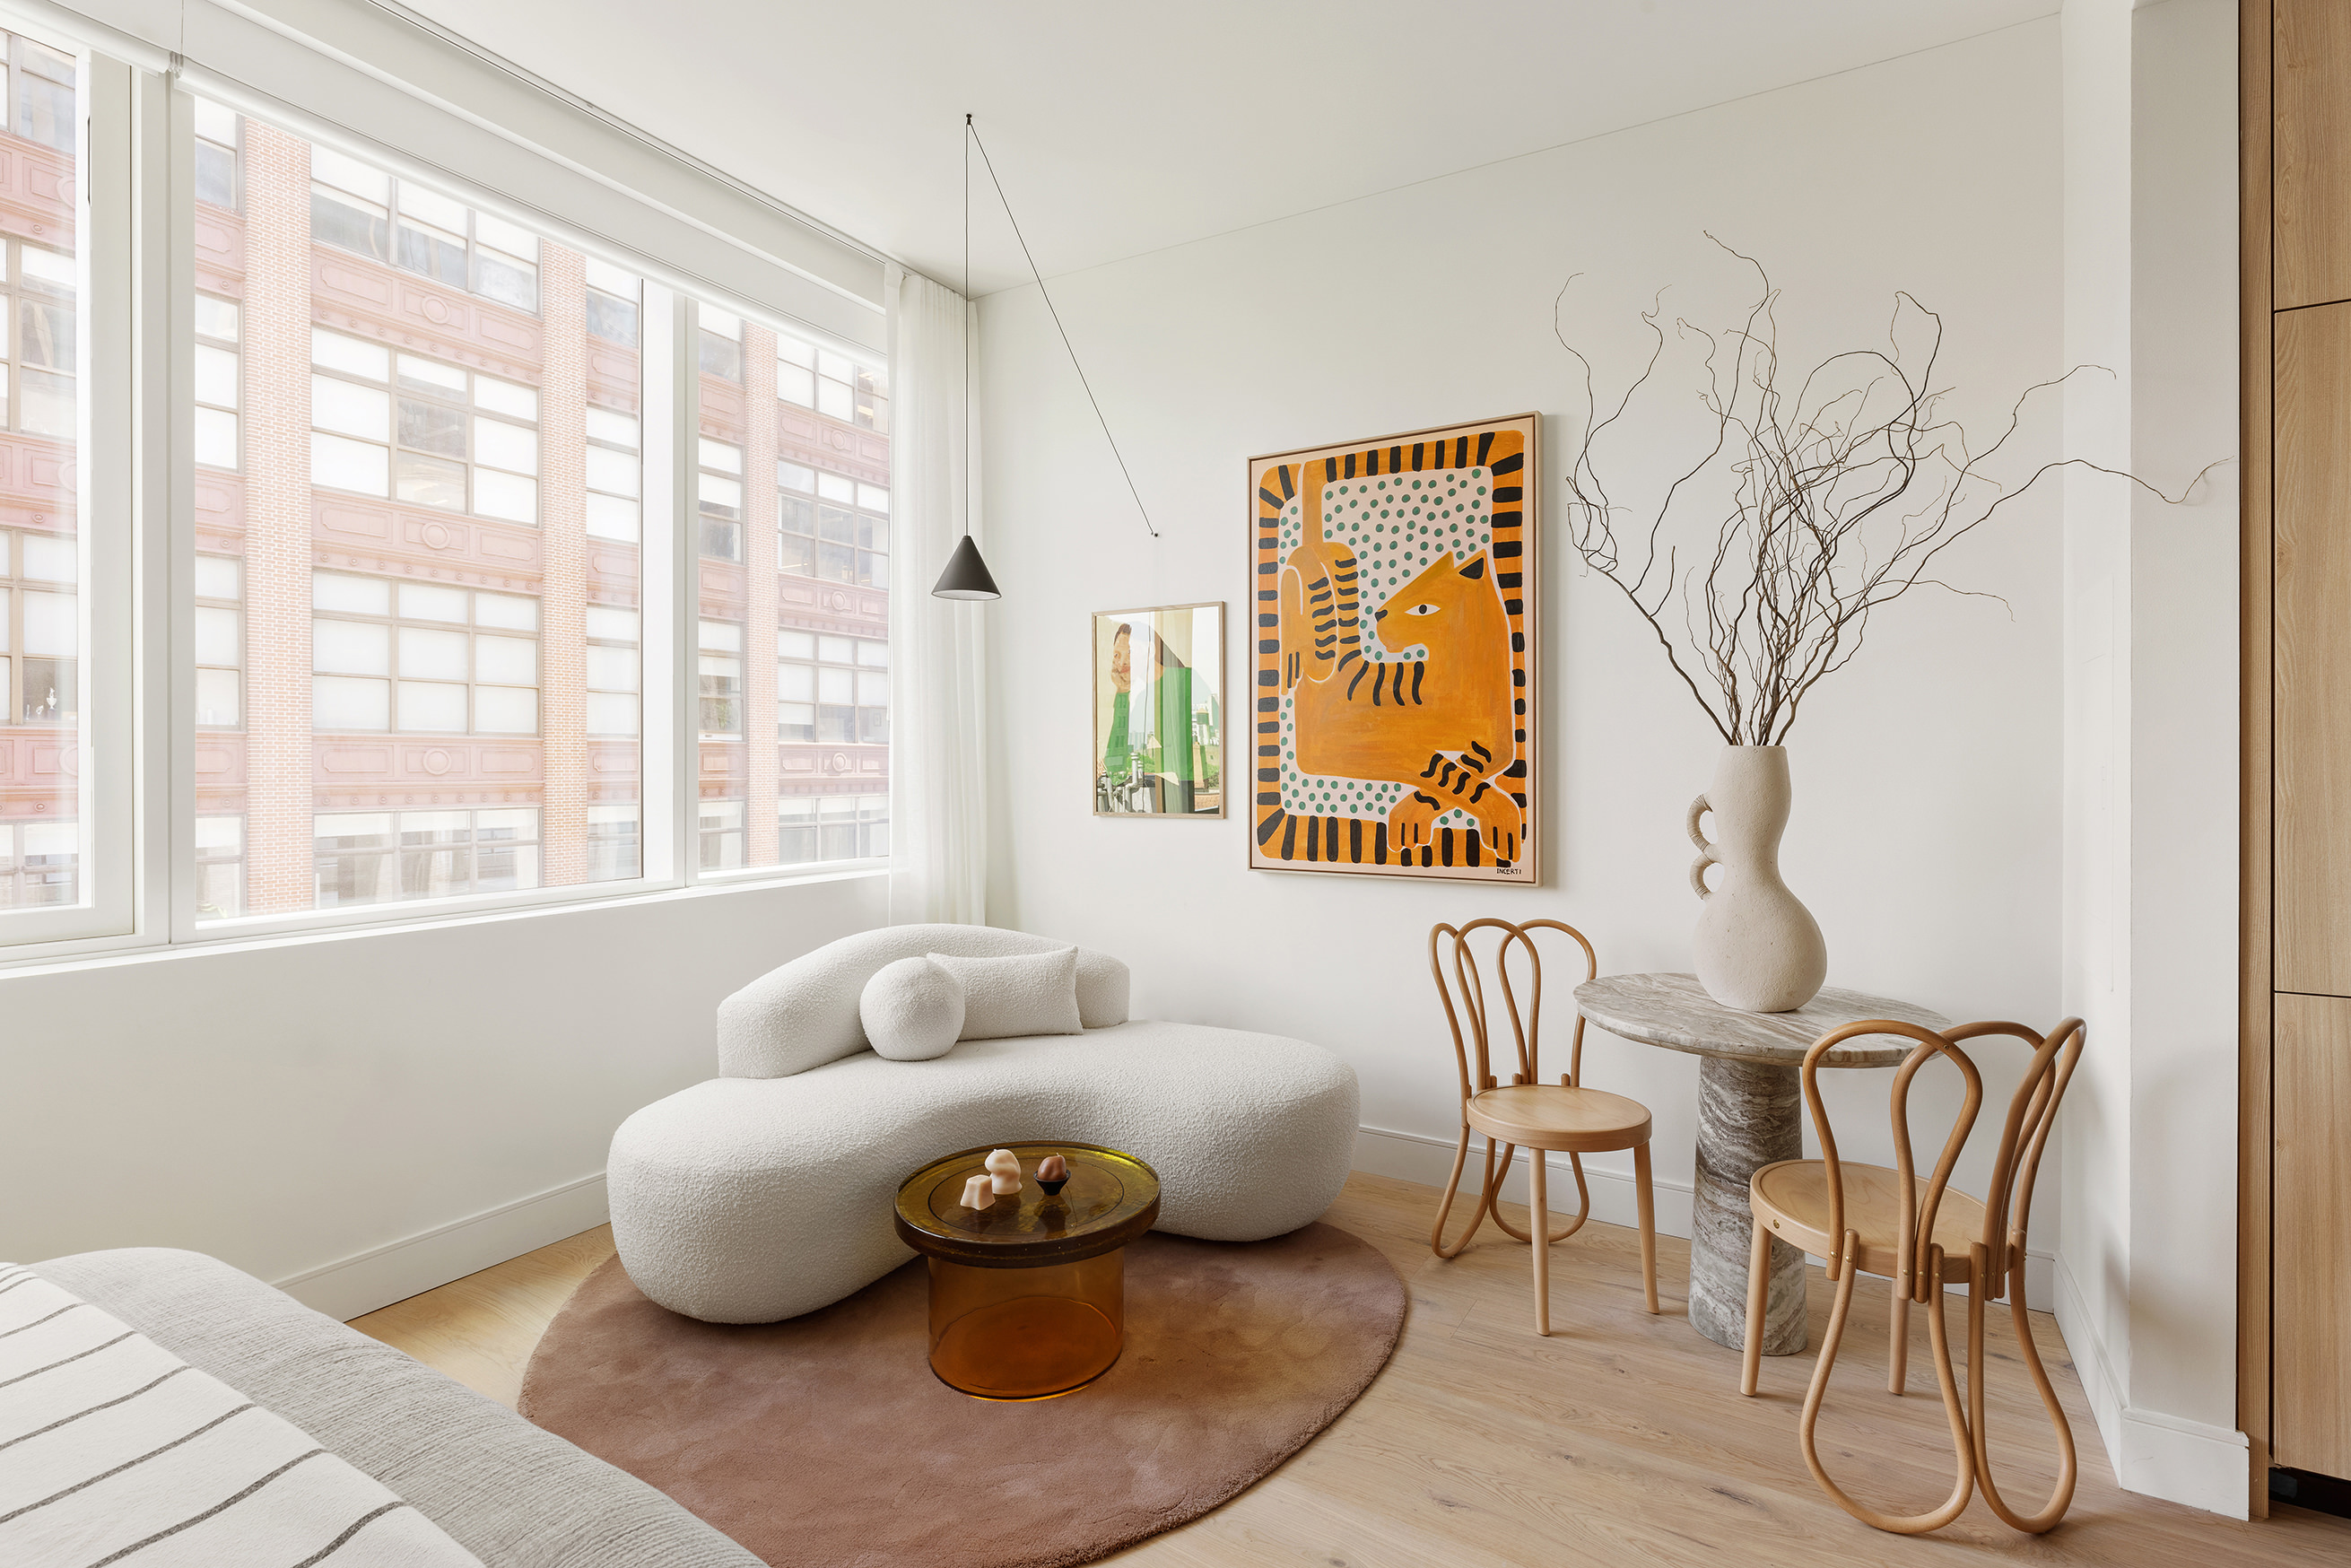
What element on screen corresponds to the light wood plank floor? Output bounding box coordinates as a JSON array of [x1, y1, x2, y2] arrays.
[[350, 1172, 2348, 1565]]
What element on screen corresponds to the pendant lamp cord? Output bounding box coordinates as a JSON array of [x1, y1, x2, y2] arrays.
[[962, 116, 971, 543], [967, 116, 1161, 540]]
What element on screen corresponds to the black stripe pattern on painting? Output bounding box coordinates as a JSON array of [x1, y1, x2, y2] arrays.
[[1277, 465, 1295, 500], [1256, 809, 1286, 845], [1258, 485, 1284, 511], [1280, 816, 1298, 858], [1349, 820, 1363, 862], [1490, 451, 1524, 475], [1455, 435, 1469, 468], [1476, 431, 1494, 465]]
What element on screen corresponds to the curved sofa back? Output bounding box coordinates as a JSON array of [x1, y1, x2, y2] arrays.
[[717, 922, 1132, 1078]]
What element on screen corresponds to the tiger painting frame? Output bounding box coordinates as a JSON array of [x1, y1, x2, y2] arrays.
[[1248, 413, 1539, 885]]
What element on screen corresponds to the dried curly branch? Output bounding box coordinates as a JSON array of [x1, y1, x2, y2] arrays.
[[1556, 236, 2218, 746]]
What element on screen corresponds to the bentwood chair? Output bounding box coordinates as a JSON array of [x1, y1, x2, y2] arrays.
[[1428, 919, 1659, 1335], [1737, 1016, 2086, 1537]]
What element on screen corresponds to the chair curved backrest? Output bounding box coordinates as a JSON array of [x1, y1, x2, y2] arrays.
[[1428, 919, 1598, 1101], [1800, 1020, 1983, 1301], [1945, 1017, 2086, 1299]]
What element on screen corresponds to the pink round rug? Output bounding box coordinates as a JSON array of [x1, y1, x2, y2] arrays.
[[518, 1224, 1405, 1568]]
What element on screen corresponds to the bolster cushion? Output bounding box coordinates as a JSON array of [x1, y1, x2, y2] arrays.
[[718, 923, 1128, 1078]]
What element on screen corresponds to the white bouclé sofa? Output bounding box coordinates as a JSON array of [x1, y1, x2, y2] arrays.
[[608, 924, 1362, 1323]]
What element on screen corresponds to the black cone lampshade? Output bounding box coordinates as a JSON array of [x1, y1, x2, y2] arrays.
[[931, 533, 1001, 600]]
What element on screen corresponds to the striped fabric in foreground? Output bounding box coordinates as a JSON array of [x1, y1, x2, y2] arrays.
[[0, 1265, 482, 1567]]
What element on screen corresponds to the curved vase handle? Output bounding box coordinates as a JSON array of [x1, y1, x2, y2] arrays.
[[1686, 794, 1717, 901]]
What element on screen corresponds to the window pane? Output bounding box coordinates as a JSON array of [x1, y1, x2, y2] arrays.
[[195, 344, 239, 407], [474, 685, 537, 733], [313, 377, 390, 440], [397, 625, 467, 680], [21, 370, 73, 437], [394, 449, 465, 510], [313, 619, 390, 675], [586, 644, 638, 691], [586, 408, 640, 449], [586, 606, 639, 640], [585, 445, 639, 498], [587, 691, 639, 736], [312, 328, 388, 380], [473, 468, 536, 524], [398, 581, 467, 623], [474, 416, 536, 475], [474, 593, 537, 632], [195, 556, 242, 600], [314, 675, 390, 729], [474, 634, 536, 685], [396, 680, 466, 730], [195, 606, 241, 665], [195, 666, 240, 727], [23, 590, 74, 655], [586, 493, 640, 542], [398, 397, 465, 456], [586, 290, 638, 346], [194, 294, 240, 342], [22, 534, 74, 582], [193, 407, 239, 469], [195, 140, 236, 209], [475, 377, 536, 420], [313, 572, 390, 614]]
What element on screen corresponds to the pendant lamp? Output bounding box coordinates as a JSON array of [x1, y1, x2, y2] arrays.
[[930, 115, 1158, 602]]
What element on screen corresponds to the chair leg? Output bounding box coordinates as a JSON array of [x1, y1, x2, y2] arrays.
[[1888, 1286, 1911, 1395], [1969, 1240, 2078, 1533], [1528, 1148, 1551, 1337], [1740, 1216, 1769, 1396], [1432, 1128, 1503, 1259], [1798, 1238, 1976, 1535], [1633, 1141, 1659, 1314]]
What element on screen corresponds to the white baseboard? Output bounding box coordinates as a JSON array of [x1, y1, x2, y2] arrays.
[[1354, 1124, 2055, 1312], [2052, 1249, 2250, 1518], [273, 1172, 610, 1322]]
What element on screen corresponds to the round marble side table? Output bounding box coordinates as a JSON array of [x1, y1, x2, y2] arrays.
[[1571, 973, 1946, 1358]]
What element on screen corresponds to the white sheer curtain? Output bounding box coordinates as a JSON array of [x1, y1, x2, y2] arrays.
[[886, 265, 988, 924]]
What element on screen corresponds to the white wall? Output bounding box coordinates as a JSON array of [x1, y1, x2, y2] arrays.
[[2058, 0, 2246, 1518], [0, 875, 887, 1318], [983, 26, 2068, 1278]]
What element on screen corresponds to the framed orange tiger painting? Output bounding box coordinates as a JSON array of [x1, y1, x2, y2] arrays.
[[1248, 414, 1538, 884]]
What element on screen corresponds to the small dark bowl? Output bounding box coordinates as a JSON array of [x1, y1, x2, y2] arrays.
[[1036, 1174, 1070, 1196]]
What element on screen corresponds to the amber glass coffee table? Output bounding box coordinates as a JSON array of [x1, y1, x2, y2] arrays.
[[893, 1141, 1161, 1400]]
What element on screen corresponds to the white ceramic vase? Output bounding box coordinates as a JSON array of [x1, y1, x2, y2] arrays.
[[1686, 745, 1827, 1013]]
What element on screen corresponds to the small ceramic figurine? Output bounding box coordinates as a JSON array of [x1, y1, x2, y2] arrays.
[[984, 1147, 1023, 1196], [960, 1173, 996, 1209], [1035, 1154, 1070, 1196]]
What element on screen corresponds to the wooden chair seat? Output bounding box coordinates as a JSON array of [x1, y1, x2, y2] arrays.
[[1750, 1159, 1991, 1286], [1466, 1083, 1652, 1154]]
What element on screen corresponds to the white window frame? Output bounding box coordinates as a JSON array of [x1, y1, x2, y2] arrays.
[[0, 38, 135, 950]]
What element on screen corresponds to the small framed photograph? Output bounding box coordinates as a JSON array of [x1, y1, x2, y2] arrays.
[[1092, 602, 1224, 816]]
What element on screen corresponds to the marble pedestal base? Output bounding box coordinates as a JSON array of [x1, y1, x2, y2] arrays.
[[1687, 1055, 1807, 1355]]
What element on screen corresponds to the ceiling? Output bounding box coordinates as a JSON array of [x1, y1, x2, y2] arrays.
[[395, 0, 2054, 298]]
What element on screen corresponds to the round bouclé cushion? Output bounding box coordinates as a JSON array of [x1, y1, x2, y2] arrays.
[[859, 957, 965, 1061]]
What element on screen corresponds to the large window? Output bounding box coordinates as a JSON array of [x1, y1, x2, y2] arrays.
[[2, 44, 902, 957]]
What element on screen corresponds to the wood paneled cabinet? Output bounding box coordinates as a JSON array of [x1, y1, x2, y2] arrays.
[[2254, 0, 2351, 1494]]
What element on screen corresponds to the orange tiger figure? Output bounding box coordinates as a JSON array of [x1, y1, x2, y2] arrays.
[[1277, 468, 1525, 863]]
